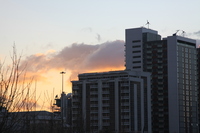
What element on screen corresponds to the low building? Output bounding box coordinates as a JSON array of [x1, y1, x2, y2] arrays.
[[8, 111, 61, 133]]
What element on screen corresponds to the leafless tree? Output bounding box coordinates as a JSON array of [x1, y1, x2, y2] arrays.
[[0, 45, 36, 133]]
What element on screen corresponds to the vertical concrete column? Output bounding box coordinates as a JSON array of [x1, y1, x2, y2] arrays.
[[134, 83, 138, 131], [115, 79, 119, 132], [140, 81, 144, 131], [82, 81, 86, 130], [147, 76, 152, 132], [98, 80, 102, 131]]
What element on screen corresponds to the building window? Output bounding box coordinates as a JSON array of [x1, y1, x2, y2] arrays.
[[132, 45, 141, 48], [132, 61, 141, 63], [133, 55, 141, 58], [132, 40, 141, 43], [132, 66, 141, 69], [132, 50, 141, 53]]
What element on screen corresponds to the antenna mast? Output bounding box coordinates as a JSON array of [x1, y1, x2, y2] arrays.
[[145, 20, 150, 29]]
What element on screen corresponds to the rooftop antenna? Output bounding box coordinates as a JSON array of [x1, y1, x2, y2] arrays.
[[182, 30, 185, 37], [173, 30, 180, 36], [145, 20, 150, 29]]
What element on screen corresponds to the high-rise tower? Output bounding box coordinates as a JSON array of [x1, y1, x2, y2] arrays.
[[125, 27, 198, 132], [125, 28, 161, 71]]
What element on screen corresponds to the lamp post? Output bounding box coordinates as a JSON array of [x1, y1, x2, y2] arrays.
[[60, 71, 66, 130], [60, 71, 66, 93]]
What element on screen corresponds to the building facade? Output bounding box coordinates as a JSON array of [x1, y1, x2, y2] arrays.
[[126, 27, 199, 132], [9, 111, 61, 133], [197, 47, 200, 133], [71, 70, 151, 133]]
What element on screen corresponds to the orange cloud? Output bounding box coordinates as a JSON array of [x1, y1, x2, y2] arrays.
[[20, 40, 125, 81]]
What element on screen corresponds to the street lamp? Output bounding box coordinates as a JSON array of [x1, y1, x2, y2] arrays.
[[60, 71, 66, 93], [60, 71, 66, 130]]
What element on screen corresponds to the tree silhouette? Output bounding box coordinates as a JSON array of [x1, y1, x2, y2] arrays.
[[0, 45, 36, 133]]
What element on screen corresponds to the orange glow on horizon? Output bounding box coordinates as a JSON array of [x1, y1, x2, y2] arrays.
[[18, 64, 125, 111]]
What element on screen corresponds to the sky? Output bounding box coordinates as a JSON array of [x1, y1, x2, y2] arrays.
[[0, 0, 200, 111]]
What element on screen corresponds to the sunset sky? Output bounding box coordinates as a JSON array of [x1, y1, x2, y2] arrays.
[[0, 0, 200, 111]]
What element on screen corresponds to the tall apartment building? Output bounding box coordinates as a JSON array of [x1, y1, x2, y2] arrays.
[[197, 47, 200, 133], [126, 27, 198, 132], [71, 70, 151, 133]]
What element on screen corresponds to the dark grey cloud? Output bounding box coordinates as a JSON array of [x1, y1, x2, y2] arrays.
[[20, 40, 125, 79], [83, 40, 124, 70], [96, 33, 101, 42], [194, 31, 200, 36]]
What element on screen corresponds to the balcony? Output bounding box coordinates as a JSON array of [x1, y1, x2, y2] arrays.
[[90, 123, 98, 126], [102, 91, 109, 94], [102, 116, 110, 119], [102, 123, 110, 126], [72, 98, 80, 102], [102, 110, 110, 113], [72, 117, 77, 121], [90, 110, 98, 113], [121, 122, 130, 125], [121, 96, 129, 99], [102, 84, 109, 88], [102, 103, 110, 107], [72, 105, 79, 108], [90, 116, 98, 120], [90, 104, 98, 107], [121, 89, 129, 93], [72, 111, 79, 114], [102, 97, 109, 100], [121, 115, 130, 119], [121, 102, 129, 106], [158, 71, 163, 74], [121, 109, 130, 112], [73, 86, 79, 90], [90, 85, 98, 88], [147, 51, 152, 54], [120, 83, 129, 87], [90, 91, 98, 95], [90, 97, 98, 101]]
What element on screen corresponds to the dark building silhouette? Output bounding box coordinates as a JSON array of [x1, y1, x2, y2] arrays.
[[54, 93, 72, 127], [7, 111, 61, 133]]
